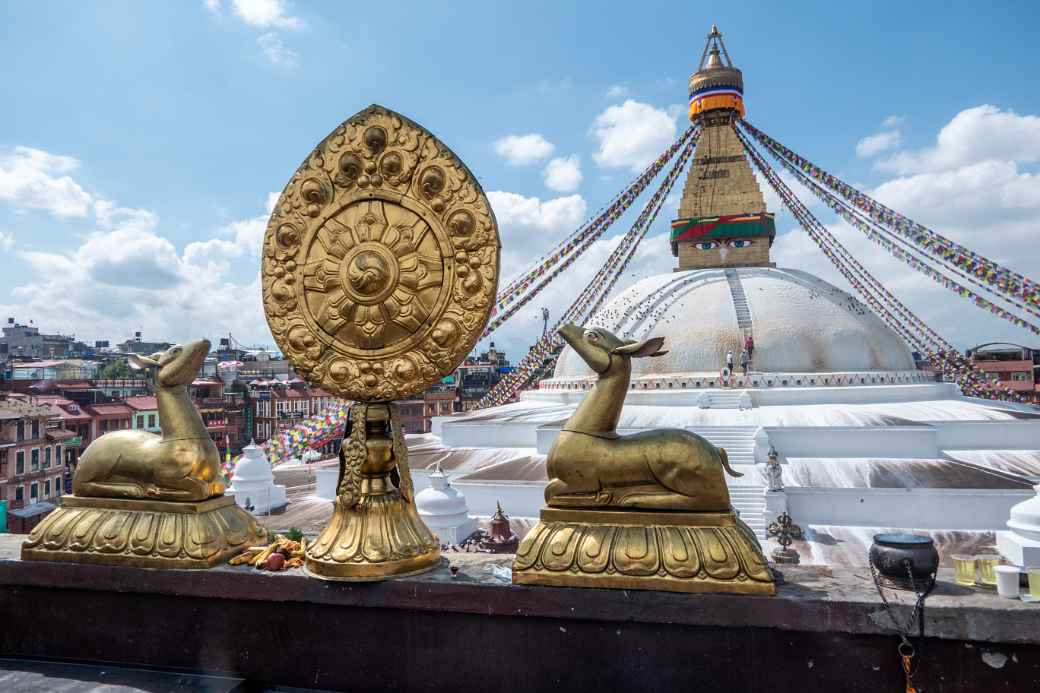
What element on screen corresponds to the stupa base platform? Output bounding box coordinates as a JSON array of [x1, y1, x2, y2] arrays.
[[20, 495, 265, 569], [512, 507, 776, 595]]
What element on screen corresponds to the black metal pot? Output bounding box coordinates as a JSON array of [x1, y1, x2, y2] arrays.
[[869, 533, 939, 591]]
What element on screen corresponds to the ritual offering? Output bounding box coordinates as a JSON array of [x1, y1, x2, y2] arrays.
[[261, 105, 500, 580], [512, 325, 775, 594], [21, 340, 265, 568]]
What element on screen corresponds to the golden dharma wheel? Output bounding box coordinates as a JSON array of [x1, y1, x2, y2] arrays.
[[261, 105, 500, 401]]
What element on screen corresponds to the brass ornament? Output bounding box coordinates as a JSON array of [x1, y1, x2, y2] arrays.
[[263, 105, 500, 581], [21, 495, 263, 569], [21, 340, 265, 569], [262, 105, 500, 402], [513, 508, 774, 595], [512, 324, 775, 595]]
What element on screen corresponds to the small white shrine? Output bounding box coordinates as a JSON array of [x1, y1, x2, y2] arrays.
[[227, 440, 288, 515], [414, 463, 477, 546], [999, 484, 1040, 568]]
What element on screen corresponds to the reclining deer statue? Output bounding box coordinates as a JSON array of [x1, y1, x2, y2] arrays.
[[73, 339, 226, 502], [546, 324, 741, 511]]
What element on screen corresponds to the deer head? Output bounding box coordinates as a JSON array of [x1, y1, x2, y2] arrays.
[[558, 324, 667, 375], [128, 339, 211, 388]]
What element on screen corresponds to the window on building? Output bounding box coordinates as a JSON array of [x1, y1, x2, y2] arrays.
[[148, 414, 156, 428], [15, 486, 23, 501], [54, 478, 62, 496], [16, 420, 24, 441], [16, 450, 24, 475], [31, 449, 39, 471], [30, 482, 38, 501], [0, 450, 5, 477], [55, 445, 61, 463], [44, 447, 51, 468], [101, 420, 109, 433], [31, 420, 40, 439], [1013, 373, 1028, 381], [44, 479, 51, 497]]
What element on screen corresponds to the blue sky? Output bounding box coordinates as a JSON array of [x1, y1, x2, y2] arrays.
[[2, 1, 1039, 359]]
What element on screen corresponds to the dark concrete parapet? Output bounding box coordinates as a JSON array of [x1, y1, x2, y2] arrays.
[[1, 535, 1037, 691]]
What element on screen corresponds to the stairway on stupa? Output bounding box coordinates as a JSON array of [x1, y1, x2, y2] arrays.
[[725, 268, 754, 336], [689, 425, 766, 537]]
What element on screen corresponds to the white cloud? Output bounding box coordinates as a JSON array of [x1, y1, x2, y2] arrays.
[[606, 84, 630, 100], [488, 191, 586, 237], [882, 115, 906, 129], [878, 105, 1040, 174], [256, 32, 298, 68], [231, 0, 302, 29], [0, 146, 93, 218], [0, 148, 277, 344], [493, 134, 555, 166], [202, 0, 221, 13], [591, 100, 677, 173], [542, 155, 583, 193], [855, 130, 902, 158]]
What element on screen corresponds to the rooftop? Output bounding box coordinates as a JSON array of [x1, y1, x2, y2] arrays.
[[123, 395, 158, 412]]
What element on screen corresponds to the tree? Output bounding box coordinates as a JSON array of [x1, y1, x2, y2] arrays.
[[98, 358, 135, 380]]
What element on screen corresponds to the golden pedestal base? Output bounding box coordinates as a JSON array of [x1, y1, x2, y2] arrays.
[[21, 495, 265, 569], [512, 507, 775, 595], [304, 488, 441, 582]]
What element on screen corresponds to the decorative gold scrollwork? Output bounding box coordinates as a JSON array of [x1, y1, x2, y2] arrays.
[[261, 105, 499, 401]]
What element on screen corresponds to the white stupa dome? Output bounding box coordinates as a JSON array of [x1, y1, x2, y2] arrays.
[[227, 439, 287, 514], [552, 267, 916, 379], [231, 440, 276, 484], [415, 464, 476, 545]]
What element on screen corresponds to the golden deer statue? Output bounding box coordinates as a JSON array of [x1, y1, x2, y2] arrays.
[[546, 324, 741, 511], [24, 338, 264, 568], [513, 323, 775, 595], [74, 339, 225, 501]]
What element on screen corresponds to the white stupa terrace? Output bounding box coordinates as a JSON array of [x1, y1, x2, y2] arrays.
[[407, 266, 1040, 564]]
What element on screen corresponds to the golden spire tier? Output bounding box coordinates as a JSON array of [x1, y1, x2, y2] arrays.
[[672, 26, 775, 271], [688, 24, 745, 120]]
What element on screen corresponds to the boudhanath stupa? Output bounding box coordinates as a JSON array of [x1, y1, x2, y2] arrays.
[[406, 27, 1040, 563]]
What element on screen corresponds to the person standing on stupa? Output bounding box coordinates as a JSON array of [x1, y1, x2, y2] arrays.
[[745, 334, 754, 360], [740, 348, 750, 374], [725, 349, 734, 373]]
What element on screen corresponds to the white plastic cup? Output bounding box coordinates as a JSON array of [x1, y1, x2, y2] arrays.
[[994, 565, 1021, 599]]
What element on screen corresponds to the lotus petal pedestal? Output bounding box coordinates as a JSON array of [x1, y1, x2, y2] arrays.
[[513, 508, 775, 595], [21, 495, 265, 569], [304, 485, 442, 582]]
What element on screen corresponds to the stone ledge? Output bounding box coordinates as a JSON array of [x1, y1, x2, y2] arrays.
[[1, 534, 1036, 646]]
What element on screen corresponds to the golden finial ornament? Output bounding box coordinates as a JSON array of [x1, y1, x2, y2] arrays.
[[21, 340, 266, 568], [512, 325, 775, 594], [262, 104, 500, 580]]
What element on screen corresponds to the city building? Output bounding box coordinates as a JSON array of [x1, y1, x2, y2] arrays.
[[5, 360, 99, 392], [970, 343, 1039, 404], [125, 396, 160, 433], [0, 397, 73, 516], [0, 318, 81, 360], [248, 379, 338, 453], [117, 332, 172, 356], [82, 402, 133, 441]]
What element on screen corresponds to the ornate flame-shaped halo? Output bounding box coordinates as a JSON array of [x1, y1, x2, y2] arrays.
[[261, 105, 500, 401]]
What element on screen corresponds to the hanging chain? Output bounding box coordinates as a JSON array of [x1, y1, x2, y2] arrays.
[[869, 560, 936, 693]]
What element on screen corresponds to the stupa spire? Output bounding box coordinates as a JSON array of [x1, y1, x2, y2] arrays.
[[671, 26, 775, 271], [688, 24, 745, 121]]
